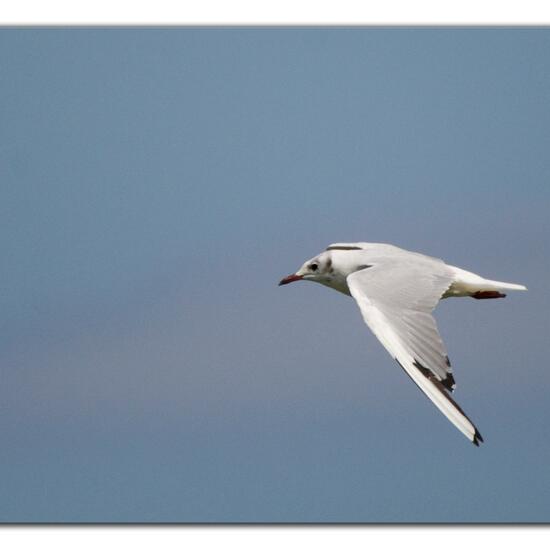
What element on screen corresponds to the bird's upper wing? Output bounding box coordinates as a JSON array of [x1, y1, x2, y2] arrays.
[[346, 260, 483, 445]]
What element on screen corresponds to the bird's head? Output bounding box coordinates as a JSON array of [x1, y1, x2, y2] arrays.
[[278, 252, 334, 286]]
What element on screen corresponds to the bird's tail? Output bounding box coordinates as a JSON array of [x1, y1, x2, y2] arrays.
[[446, 266, 527, 298], [483, 279, 527, 292]]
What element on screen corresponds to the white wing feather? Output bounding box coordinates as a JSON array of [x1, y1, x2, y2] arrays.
[[347, 262, 483, 445]]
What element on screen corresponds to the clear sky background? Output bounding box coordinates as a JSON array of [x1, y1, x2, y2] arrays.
[[1, 28, 549, 522]]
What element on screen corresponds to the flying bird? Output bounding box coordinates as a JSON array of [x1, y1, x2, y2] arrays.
[[279, 242, 527, 445]]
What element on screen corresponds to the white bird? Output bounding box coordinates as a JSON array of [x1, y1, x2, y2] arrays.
[[279, 242, 527, 445]]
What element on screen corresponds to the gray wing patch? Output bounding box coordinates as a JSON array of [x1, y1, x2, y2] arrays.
[[326, 245, 364, 251], [348, 259, 455, 390]]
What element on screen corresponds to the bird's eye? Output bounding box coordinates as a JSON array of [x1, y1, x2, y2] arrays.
[[310, 263, 318, 272]]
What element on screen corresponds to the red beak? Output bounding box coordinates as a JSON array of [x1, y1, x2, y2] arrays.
[[278, 274, 303, 286]]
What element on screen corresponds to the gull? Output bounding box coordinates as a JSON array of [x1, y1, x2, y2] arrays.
[[279, 242, 527, 445]]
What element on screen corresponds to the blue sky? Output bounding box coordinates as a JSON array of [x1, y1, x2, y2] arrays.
[[1, 28, 549, 522]]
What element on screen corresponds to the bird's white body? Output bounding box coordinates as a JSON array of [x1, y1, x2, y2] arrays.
[[279, 242, 527, 445], [307, 242, 526, 298]]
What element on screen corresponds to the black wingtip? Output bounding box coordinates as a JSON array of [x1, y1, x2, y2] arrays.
[[396, 358, 485, 447], [442, 373, 456, 392], [412, 358, 455, 393], [473, 429, 484, 446]]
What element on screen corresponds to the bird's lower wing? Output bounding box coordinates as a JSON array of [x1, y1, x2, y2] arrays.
[[347, 269, 483, 445]]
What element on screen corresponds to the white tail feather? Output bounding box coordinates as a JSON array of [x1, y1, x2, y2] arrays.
[[447, 266, 527, 297], [485, 279, 527, 291]]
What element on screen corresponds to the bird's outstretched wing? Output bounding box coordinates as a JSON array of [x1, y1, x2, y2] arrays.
[[347, 261, 483, 445]]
